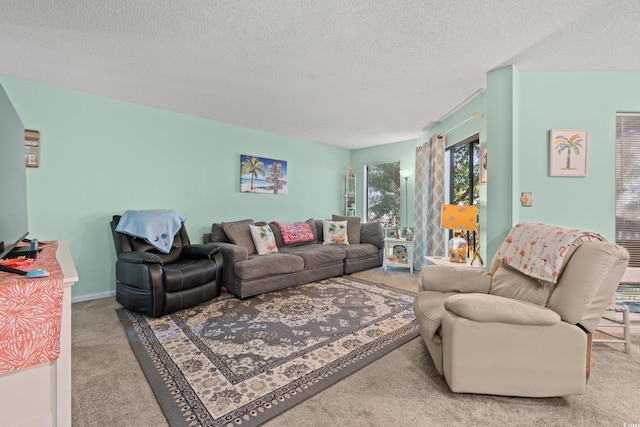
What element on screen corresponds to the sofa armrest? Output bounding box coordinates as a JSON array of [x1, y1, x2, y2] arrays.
[[118, 251, 163, 265], [212, 242, 248, 263], [183, 243, 220, 259], [444, 294, 561, 326], [360, 222, 384, 249], [419, 265, 491, 293]]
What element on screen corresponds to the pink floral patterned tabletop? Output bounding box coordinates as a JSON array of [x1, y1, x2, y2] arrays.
[[0, 241, 64, 373]]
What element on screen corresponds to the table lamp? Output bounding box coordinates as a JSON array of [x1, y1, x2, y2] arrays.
[[441, 204, 477, 263]]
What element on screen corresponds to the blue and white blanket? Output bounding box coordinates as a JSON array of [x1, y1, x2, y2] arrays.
[[116, 209, 186, 254]]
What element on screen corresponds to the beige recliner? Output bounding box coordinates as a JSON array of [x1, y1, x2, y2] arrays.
[[413, 223, 629, 397]]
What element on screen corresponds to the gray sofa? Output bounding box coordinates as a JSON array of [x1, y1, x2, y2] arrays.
[[203, 217, 384, 299]]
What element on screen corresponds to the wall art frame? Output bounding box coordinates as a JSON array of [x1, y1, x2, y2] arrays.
[[25, 129, 40, 168], [240, 154, 288, 194], [549, 129, 588, 177], [479, 146, 487, 185], [385, 226, 399, 239]]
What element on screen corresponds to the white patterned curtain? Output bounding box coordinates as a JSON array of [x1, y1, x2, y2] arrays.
[[413, 133, 446, 270]]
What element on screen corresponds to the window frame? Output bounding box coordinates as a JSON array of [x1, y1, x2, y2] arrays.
[[365, 161, 401, 228], [445, 134, 480, 254]]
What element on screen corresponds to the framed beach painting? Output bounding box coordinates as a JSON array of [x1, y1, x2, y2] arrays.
[[240, 154, 288, 194], [549, 129, 587, 177]]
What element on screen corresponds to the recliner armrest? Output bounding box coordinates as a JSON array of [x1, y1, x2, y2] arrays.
[[419, 266, 491, 293], [183, 243, 220, 259], [118, 251, 163, 265], [444, 294, 561, 326]]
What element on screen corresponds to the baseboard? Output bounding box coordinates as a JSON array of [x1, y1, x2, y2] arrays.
[[71, 290, 116, 303]]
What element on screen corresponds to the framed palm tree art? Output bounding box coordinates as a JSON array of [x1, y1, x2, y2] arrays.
[[549, 129, 588, 177], [240, 154, 288, 194]]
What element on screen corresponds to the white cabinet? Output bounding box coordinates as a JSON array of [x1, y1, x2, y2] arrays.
[[0, 241, 78, 427]]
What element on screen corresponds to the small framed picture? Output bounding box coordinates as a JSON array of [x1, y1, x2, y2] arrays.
[[549, 129, 587, 177], [479, 146, 487, 185], [25, 129, 40, 168], [520, 192, 533, 207], [385, 227, 399, 239]]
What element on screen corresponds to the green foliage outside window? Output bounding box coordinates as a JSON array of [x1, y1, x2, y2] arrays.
[[451, 142, 479, 206], [448, 139, 480, 258], [366, 162, 400, 227]]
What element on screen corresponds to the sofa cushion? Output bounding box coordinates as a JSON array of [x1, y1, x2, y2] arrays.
[[444, 293, 561, 325], [249, 224, 278, 255], [270, 218, 317, 248], [342, 243, 379, 259], [210, 223, 231, 243], [272, 221, 315, 245], [234, 253, 304, 280], [547, 241, 627, 326], [222, 219, 256, 255], [279, 244, 346, 268], [322, 220, 349, 245], [332, 214, 361, 244], [360, 222, 384, 248], [489, 263, 554, 306], [314, 219, 324, 242]]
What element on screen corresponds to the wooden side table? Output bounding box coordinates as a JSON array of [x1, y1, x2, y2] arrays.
[[594, 303, 631, 354], [383, 237, 414, 273]]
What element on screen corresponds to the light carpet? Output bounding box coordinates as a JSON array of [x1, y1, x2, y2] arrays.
[[117, 276, 418, 427]]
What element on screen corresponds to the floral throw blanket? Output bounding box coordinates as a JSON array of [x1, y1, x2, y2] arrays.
[[495, 222, 605, 283]]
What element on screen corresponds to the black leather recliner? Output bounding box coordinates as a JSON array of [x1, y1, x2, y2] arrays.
[[111, 215, 223, 317]]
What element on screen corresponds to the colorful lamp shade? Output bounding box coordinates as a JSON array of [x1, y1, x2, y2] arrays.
[[441, 204, 478, 231]]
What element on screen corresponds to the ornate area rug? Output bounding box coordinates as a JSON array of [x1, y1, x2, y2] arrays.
[[117, 276, 418, 427]]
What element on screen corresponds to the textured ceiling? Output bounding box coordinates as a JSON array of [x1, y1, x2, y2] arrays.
[[1, 0, 638, 149]]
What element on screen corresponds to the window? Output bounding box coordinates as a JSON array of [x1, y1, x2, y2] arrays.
[[445, 135, 480, 254], [366, 162, 400, 227], [446, 135, 480, 206], [615, 113, 640, 267]]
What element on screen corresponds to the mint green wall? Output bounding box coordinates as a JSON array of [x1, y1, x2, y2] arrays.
[[0, 76, 349, 299], [481, 68, 640, 259], [430, 68, 640, 262], [353, 68, 640, 266], [5, 69, 635, 295], [350, 139, 416, 228], [484, 66, 519, 260], [427, 96, 486, 148], [516, 71, 640, 240]]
